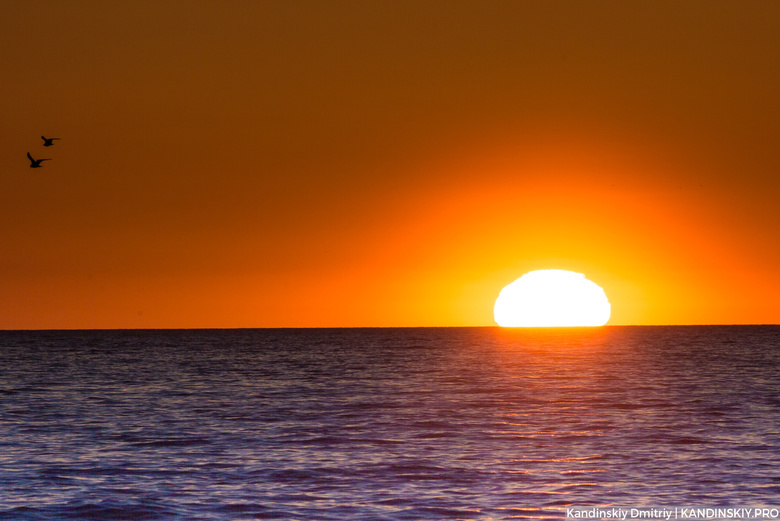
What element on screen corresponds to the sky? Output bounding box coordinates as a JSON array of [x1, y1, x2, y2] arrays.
[[2, 0, 779, 328]]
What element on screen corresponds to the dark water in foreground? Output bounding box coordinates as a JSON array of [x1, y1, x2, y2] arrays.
[[1, 326, 778, 520]]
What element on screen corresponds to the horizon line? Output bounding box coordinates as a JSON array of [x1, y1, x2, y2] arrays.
[[1, 324, 778, 333]]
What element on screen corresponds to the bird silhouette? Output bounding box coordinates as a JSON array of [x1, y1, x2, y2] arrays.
[[41, 136, 60, 146], [27, 152, 51, 168]]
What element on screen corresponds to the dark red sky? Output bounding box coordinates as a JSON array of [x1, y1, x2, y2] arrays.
[[2, 1, 779, 328]]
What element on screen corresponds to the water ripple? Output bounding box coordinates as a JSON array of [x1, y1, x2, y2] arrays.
[[0, 326, 778, 519]]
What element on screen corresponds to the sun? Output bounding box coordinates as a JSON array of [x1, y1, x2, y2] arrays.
[[494, 269, 611, 327]]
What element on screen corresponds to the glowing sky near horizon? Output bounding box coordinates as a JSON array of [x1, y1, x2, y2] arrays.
[[1, 1, 779, 328]]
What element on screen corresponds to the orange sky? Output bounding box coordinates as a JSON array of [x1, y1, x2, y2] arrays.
[[2, 1, 779, 328]]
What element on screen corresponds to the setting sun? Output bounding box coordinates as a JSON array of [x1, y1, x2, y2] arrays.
[[494, 269, 611, 327]]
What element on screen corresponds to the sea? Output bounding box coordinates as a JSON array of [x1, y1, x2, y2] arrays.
[[1, 326, 778, 520]]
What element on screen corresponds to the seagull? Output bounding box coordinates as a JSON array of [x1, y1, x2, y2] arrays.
[[27, 152, 51, 168], [41, 136, 60, 147]]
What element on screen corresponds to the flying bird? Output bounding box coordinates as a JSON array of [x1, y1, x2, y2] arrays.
[[27, 152, 51, 168], [41, 136, 60, 146]]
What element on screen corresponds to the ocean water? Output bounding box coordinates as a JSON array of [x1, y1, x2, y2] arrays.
[[1, 326, 778, 520]]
